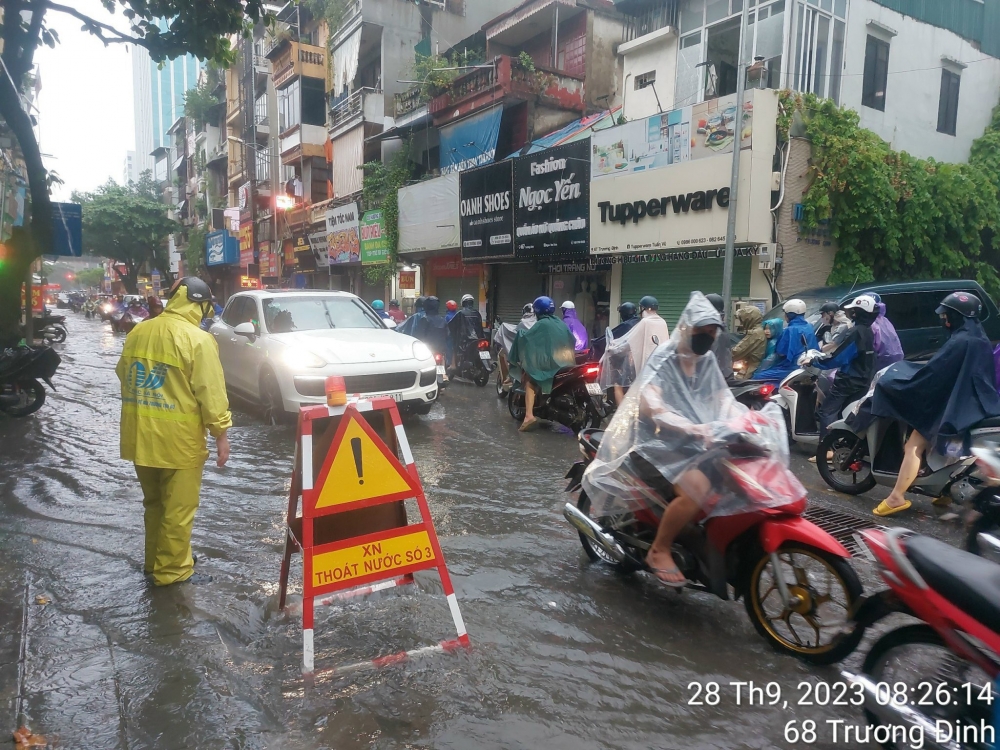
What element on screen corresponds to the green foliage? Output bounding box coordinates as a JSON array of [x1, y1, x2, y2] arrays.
[[412, 47, 485, 102], [184, 81, 221, 129], [185, 222, 209, 278], [361, 142, 416, 284], [781, 91, 1000, 298], [517, 51, 536, 73], [76, 175, 178, 293], [75, 267, 105, 289], [302, 0, 352, 41]]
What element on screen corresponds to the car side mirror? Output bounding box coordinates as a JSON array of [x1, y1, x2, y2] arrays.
[[234, 322, 256, 339]]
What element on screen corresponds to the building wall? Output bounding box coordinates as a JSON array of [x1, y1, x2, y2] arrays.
[[586, 11, 624, 112], [131, 48, 153, 178], [838, 1, 1000, 162], [619, 28, 678, 121]]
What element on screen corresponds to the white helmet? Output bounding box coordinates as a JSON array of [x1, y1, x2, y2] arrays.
[[561, 300, 575, 309], [461, 293, 475, 304], [783, 299, 807, 316], [843, 295, 877, 314]]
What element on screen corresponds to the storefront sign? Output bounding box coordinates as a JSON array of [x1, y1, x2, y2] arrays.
[[360, 210, 389, 265], [439, 105, 503, 175], [308, 231, 330, 267], [239, 220, 254, 268], [259, 242, 279, 277], [326, 202, 361, 264], [536, 258, 613, 274], [152, 270, 161, 295], [398, 173, 459, 254], [282, 239, 296, 275], [206, 230, 239, 267], [21, 284, 43, 313], [459, 160, 514, 262], [426, 254, 477, 278], [513, 139, 590, 260], [398, 270, 416, 290], [240, 275, 261, 289]]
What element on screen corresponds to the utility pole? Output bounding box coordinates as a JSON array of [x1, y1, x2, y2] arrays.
[[721, 0, 750, 321]]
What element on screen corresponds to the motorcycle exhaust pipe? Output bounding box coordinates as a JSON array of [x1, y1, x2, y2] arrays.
[[562, 503, 626, 564], [840, 671, 962, 750]]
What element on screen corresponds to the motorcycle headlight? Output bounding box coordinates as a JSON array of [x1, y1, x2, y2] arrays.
[[412, 341, 432, 361], [282, 347, 326, 369]]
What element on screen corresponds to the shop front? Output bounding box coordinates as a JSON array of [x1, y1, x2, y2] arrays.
[[326, 201, 362, 293], [590, 89, 779, 327], [205, 229, 241, 300]]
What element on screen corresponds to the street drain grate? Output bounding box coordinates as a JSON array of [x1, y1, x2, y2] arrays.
[[804, 506, 885, 557]]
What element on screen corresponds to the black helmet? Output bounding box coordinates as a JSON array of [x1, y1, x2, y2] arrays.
[[705, 293, 725, 314], [819, 301, 840, 315], [617, 301, 637, 320], [936, 292, 982, 319], [414, 296, 427, 312], [169, 276, 213, 302], [639, 295, 659, 311], [424, 296, 440, 315]]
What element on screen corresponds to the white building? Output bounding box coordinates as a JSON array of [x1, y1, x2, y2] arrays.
[[123, 150, 138, 185]]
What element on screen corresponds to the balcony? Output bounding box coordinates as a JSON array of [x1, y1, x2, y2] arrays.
[[255, 148, 272, 183], [226, 97, 243, 127], [429, 56, 585, 125], [329, 87, 383, 139], [280, 124, 327, 166], [394, 86, 423, 119], [621, 0, 678, 43], [206, 144, 228, 167], [271, 41, 327, 90], [227, 156, 246, 186], [253, 39, 270, 76], [254, 94, 269, 131], [329, 0, 363, 48]]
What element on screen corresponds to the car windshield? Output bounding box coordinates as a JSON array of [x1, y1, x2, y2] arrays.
[[762, 296, 839, 327], [262, 296, 382, 333]]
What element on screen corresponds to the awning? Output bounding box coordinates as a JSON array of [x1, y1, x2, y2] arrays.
[[331, 28, 361, 98], [439, 105, 503, 175], [507, 106, 621, 157]]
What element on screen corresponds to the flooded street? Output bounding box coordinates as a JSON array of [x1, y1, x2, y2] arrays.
[[0, 317, 960, 749]]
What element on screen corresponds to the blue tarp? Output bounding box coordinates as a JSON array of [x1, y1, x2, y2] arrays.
[[440, 105, 504, 175], [506, 107, 622, 157], [49, 202, 82, 257]]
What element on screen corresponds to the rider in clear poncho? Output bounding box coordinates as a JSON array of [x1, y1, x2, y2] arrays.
[[582, 292, 800, 584]]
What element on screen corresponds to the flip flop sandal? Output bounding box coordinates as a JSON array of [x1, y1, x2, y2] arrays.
[[873, 499, 912, 517], [518, 419, 540, 432], [932, 496, 952, 508], [647, 567, 687, 588]]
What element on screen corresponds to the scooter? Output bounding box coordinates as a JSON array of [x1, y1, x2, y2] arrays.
[[449, 338, 492, 387], [816, 387, 1000, 497], [730, 378, 780, 412], [0, 345, 60, 417], [492, 320, 518, 397], [112, 306, 149, 334], [23, 311, 67, 344], [562, 419, 865, 665], [842, 527, 1000, 749], [959, 444, 1000, 556], [507, 362, 606, 433]]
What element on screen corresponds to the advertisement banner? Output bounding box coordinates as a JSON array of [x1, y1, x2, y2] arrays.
[[326, 202, 361, 264], [282, 239, 296, 276], [439, 105, 503, 175], [360, 210, 389, 265], [239, 221, 254, 267], [591, 91, 754, 180], [307, 231, 330, 267], [398, 173, 460, 253], [459, 160, 514, 262], [398, 270, 416, 290], [240, 275, 261, 289], [513, 139, 590, 260], [152, 269, 161, 295], [206, 230, 239, 266], [259, 242, 278, 277], [50, 203, 83, 257]]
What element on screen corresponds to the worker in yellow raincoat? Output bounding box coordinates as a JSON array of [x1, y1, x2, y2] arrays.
[[116, 277, 232, 586]]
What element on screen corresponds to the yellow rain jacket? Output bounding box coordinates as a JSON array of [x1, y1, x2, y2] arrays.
[[116, 290, 232, 469]]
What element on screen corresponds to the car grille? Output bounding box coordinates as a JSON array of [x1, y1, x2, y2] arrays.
[[344, 372, 417, 393]]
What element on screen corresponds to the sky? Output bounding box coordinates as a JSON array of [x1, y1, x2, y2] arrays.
[[35, 0, 135, 201]]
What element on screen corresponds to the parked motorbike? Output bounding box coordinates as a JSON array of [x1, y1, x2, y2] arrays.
[[841, 527, 999, 749], [24, 311, 67, 344], [959, 444, 1000, 557], [449, 338, 492, 387], [562, 424, 865, 664], [816, 388, 1000, 497], [492, 320, 518, 397], [112, 306, 149, 334], [0, 345, 60, 417], [507, 362, 605, 433]]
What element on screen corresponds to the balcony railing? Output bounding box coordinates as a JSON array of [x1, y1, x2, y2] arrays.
[[329, 87, 382, 133], [255, 148, 272, 183], [254, 94, 268, 127], [394, 86, 423, 119], [623, 0, 678, 43], [330, 0, 362, 45], [272, 41, 327, 89], [253, 39, 270, 73]]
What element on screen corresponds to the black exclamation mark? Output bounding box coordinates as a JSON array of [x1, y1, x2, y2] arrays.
[[351, 437, 364, 485]]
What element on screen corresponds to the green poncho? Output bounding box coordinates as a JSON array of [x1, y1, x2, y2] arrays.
[[509, 314, 577, 394]]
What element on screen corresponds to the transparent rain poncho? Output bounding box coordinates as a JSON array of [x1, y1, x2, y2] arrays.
[[599, 313, 670, 390], [582, 293, 804, 519]]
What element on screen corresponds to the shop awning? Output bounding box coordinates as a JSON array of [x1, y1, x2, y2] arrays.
[[507, 106, 621, 157]]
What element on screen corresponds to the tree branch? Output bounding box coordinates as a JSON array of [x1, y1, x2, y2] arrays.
[[42, 1, 139, 46], [14, 0, 45, 80]]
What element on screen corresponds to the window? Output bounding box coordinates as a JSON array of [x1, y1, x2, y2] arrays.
[[635, 71, 656, 90], [862, 35, 890, 111], [792, 2, 845, 103], [937, 69, 961, 136], [262, 296, 382, 333], [277, 79, 300, 133], [222, 297, 255, 328]]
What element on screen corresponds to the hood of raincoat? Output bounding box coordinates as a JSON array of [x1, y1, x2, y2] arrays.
[[164, 287, 210, 326], [508, 314, 576, 394], [735, 306, 763, 331], [448, 306, 485, 343], [599, 312, 670, 390], [871, 302, 903, 370], [562, 307, 589, 351], [583, 292, 800, 518]]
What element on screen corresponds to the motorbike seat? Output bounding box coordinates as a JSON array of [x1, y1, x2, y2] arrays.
[[905, 535, 1000, 633]]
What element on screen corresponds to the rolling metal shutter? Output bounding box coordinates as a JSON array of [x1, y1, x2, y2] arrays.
[[494, 263, 546, 324], [620, 256, 752, 329]]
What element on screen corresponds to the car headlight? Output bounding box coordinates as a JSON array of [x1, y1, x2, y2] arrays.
[[282, 347, 326, 369], [412, 341, 432, 361]]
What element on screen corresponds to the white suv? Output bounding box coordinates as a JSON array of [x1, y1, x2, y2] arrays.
[[211, 290, 438, 420]]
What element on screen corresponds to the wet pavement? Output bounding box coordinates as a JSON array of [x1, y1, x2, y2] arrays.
[[0, 316, 968, 749]]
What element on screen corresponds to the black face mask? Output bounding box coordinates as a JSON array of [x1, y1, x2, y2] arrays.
[[690, 332, 715, 356]]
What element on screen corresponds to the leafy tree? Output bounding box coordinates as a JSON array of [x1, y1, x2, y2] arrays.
[[184, 221, 208, 278], [75, 266, 104, 289], [76, 176, 178, 294], [361, 140, 416, 284], [0, 0, 272, 343]]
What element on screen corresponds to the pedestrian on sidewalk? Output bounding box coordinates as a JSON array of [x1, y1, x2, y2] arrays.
[[116, 277, 232, 586]]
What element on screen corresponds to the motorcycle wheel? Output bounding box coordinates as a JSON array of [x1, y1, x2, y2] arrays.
[[861, 624, 992, 749], [495, 370, 506, 397], [745, 543, 864, 665], [817, 431, 876, 495], [575, 492, 642, 571], [507, 389, 526, 422], [474, 369, 490, 387], [0, 379, 46, 417], [48, 326, 67, 344]]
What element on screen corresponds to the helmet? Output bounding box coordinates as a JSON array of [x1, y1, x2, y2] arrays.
[[819, 301, 840, 315], [843, 295, 877, 315], [414, 296, 427, 312], [866, 292, 882, 304], [372, 299, 385, 310], [783, 299, 807, 316], [169, 276, 213, 302], [446, 299, 458, 311], [522, 303, 534, 316], [705, 293, 725, 314], [389, 299, 400, 308], [561, 300, 575, 310], [639, 295, 659, 311], [617, 301, 637, 320], [533, 296, 556, 316], [936, 292, 982, 319], [424, 296, 441, 314], [461, 293, 475, 308]]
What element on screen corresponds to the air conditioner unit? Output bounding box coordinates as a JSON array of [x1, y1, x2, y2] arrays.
[[757, 243, 777, 271], [421, 0, 446, 8]]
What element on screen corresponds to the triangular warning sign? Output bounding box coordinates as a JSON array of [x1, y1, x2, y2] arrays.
[[313, 409, 419, 512]]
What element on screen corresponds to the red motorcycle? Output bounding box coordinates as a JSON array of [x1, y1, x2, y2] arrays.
[[841, 527, 1000, 748], [563, 424, 864, 664]]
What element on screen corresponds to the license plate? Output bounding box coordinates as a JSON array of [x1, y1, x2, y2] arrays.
[[436, 365, 446, 375], [478, 351, 492, 361], [585, 383, 603, 396], [361, 392, 401, 402]]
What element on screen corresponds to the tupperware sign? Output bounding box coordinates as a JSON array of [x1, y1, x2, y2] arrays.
[[513, 139, 590, 259]]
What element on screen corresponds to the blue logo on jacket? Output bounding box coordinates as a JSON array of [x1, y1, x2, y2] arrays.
[[129, 362, 168, 391]]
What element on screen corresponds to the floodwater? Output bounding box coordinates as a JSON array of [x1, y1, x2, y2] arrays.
[[0, 316, 924, 749]]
